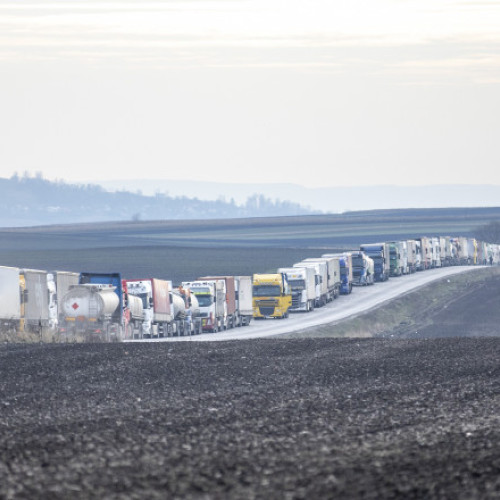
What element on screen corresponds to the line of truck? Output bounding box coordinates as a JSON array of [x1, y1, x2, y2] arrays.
[[245, 236, 499, 321], [1, 235, 498, 340]]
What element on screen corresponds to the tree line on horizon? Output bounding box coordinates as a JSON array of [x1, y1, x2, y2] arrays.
[[0, 174, 319, 227]]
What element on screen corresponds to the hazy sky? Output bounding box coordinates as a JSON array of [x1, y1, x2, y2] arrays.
[[1, 0, 499, 188]]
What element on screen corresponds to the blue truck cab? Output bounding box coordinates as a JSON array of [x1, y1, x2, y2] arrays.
[[359, 243, 390, 282]]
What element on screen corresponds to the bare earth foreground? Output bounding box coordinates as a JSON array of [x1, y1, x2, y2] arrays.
[[2, 337, 500, 499]]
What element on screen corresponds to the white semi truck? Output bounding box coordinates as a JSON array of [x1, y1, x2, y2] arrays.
[[277, 266, 316, 312], [293, 260, 328, 307], [301, 257, 341, 301], [125, 278, 174, 338], [182, 280, 226, 333]]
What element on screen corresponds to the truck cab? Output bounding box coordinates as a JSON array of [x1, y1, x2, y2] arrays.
[[182, 280, 226, 332], [277, 267, 315, 312], [322, 253, 353, 295], [252, 273, 292, 319], [387, 242, 402, 277], [351, 251, 374, 286], [359, 243, 390, 282]]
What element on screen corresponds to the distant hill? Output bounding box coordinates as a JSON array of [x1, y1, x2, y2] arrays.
[[0, 175, 318, 227], [97, 179, 500, 213]]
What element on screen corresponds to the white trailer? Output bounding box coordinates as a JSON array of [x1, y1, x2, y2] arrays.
[[301, 257, 341, 300], [20, 269, 50, 332], [0, 266, 21, 333], [457, 237, 469, 265], [414, 240, 423, 271], [397, 241, 409, 274], [431, 237, 441, 268], [277, 267, 316, 312], [467, 238, 478, 265], [293, 261, 328, 307], [406, 240, 417, 273], [235, 276, 253, 326]]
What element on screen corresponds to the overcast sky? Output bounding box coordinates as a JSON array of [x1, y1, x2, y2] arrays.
[[1, 0, 499, 189]]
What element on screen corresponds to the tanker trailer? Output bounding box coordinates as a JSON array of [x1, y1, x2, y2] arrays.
[[177, 286, 202, 335], [123, 291, 143, 339], [170, 290, 188, 336], [59, 284, 121, 341], [125, 278, 172, 338]]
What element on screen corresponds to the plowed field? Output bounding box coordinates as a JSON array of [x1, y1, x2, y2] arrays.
[[2, 338, 500, 499]]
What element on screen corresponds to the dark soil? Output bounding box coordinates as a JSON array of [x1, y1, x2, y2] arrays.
[[2, 339, 500, 499]]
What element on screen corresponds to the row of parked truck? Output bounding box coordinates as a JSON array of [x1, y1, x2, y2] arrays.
[[251, 236, 500, 320], [0, 268, 254, 340], [0, 236, 498, 340]]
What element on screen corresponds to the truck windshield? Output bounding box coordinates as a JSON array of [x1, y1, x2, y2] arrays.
[[195, 295, 213, 307], [136, 293, 149, 309], [253, 285, 281, 297], [288, 279, 305, 290], [352, 256, 364, 267]]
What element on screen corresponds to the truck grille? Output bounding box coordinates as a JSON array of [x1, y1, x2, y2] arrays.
[[259, 307, 275, 316], [256, 299, 278, 317]]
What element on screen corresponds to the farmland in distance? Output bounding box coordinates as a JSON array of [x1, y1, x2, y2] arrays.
[[0, 207, 497, 283], [0, 246, 334, 284]]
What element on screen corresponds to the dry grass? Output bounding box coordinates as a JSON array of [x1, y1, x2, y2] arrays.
[[0, 329, 86, 344]]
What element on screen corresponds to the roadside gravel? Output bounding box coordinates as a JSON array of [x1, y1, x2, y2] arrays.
[[2, 339, 500, 499]]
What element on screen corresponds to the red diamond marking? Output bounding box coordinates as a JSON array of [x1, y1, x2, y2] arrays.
[[72, 302, 79, 310]]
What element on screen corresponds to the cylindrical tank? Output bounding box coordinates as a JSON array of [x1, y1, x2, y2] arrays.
[[188, 292, 200, 318], [127, 294, 143, 321], [170, 291, 186, 320], [61, 284, 119, 319]]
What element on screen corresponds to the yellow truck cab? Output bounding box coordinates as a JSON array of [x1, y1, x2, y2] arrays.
[[252, 273, 292, 319]]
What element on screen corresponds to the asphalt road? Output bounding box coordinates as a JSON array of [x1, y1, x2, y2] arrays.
[[2, 338, 500, 499], [129, 266, 484, 342]]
